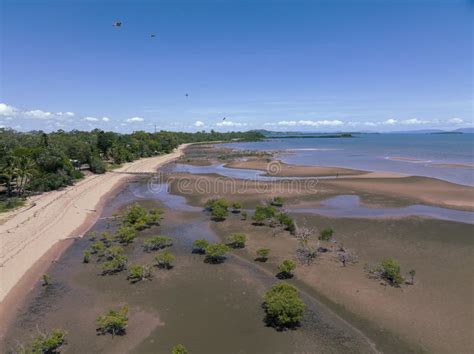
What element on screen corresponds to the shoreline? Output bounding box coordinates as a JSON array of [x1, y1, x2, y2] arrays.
[[0, 144, 189, 303]]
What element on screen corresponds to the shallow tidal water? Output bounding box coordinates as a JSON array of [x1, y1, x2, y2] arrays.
[[2, 181, 377, 354]]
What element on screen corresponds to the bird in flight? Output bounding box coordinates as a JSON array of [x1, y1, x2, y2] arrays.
[[223, 117, 227, 120], [113, 21, 122, 28], [185, 93, 189, 97], [150, 34, 156, 38]]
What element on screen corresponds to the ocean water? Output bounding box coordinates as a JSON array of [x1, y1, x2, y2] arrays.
[[223, 134, 474, 186]]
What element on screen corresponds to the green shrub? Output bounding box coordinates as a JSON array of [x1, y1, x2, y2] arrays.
[[192, 239, 209, 254], [232, 202, 242, 213], [83, 250, 90, 263], [277, 260, 296, 278], [241, 211, 248, 220], [319, 227, 334, 241], [154, 250, 175, 269], [100, 231, 113, 246], [227, 233, 246, 248], [42, 274, 50, 286], [211, 205, 228, 221], [86, 231, 97, 241], [0, 197, 25, 213], [171, 344, 188, 354], [270, 196, 284, 207], [26, 329, 67, 353], [256, 248, 270, 262], [205, 197, 229, 211], [252, 204, 276, 225], [143, 236, 172, 252], [263, 282, 305, 328], [96, 306, 128, 336], [127, 264, 152, 283], [205, 243, 230, 264], [89, 156, 106, 174], [104, 245, 125, 260], [90, 240, 106, 256], [379, 258, 403, 286], [277, 212, 296, 234], [114, 225, 137, 245], [101, 255, 127, 275]]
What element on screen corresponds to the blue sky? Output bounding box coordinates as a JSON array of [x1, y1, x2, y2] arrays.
[[0, 0, 472, 132]]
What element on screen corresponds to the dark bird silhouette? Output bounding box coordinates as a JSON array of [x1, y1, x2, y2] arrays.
[[113, 21, 122, 28], [150, 34, 156, 38], [223, 117, 227, 120]]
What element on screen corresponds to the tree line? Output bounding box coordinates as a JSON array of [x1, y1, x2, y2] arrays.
[[0, 128, 263, 208]]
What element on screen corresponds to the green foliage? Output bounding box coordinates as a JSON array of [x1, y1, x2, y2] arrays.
[[263, 282, 305, 328], [256, 248, 270, 262], [241, 210, 248, 220], [101, 255, 128, 275], [154, 250, 175, 269], [319, 227, 334, 241], [89, 156, 106, 174], [90, 240, 106, 256], [252, 204, 276, 225], [270, 196, 284, 207], [0, 197, 25, 213], [232, 201, 242, 212], [205, 243, 230, 264], [104, 245, 125, 260], [143, 236, 172, 252], [100, 231, 113, 246], [171, 344, 188, 354], [277, 260, 296, 278], [114, 225, 137, 245], [379, 258, 403, 286], [227, 233, 246, 248], [192, 239, 209, 254], [42, 274, 50, 286], [83, 250, 90, 263], [277, 212, 296, 234], [211, 205, 228, 221], [205, 197, 229, 221], [127, 264, 153, 283], [96, 306, 128, 336], [21, 329, 67, 354]]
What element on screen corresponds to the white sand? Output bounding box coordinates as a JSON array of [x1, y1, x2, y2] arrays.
[[0, 144, 188, 302]]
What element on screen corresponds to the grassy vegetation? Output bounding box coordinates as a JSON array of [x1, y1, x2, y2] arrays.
[[143, 236, 173, 252], [154, 250, 175, 269], [204, 243, 230, 264], [171, 344, 188, 354], [192, 239, 209, 254], [226, 233, 246, 249], [277, 260, 296, 279], [0, 197, 25, 213], [255, 248, 270, 262]]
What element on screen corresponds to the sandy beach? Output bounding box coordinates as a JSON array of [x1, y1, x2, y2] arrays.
[[0, 144, 188, 303]]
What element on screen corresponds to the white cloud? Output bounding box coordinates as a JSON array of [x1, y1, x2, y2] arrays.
[[448, 118, 463, 124], [216, 120, 247, 127], [24, 109, 53, 119], [102, 117, 110, 122], [126, 116, 144, 123], [383, 118, 397, 125], [84, 116, 99, 122], [57, 112, 75, 117], [276, 119, 343, 127], [0, 103, 19, 116], [400, 118, 429, 125], [194, 120, 205, 127]]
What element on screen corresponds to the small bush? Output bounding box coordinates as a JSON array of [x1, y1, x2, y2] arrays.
[[89, 156, 107, 174], [42, 274, 50, 286], [192, 239, 209, 254], [100, 231, 113, 246], [232, 202, 242, 213], [172, 344, 188, 354], [90, 240, 106, 256], [87, 231, 97, 241], [83, 250, 90, 263], [24, 329, 67, 353], [205, 198, 229, 221], [143, 236, 172, 252], [379, 258, 403, 286], [319, 227, 334, 241], [96, 306, 128, 336], [154, 250, 175, 269], [101, 255, 127, 275], [277, 212, 296, 234], [256, 248, 270, 262], [114, 226, 137, 245], [211, 205, 228, 221], [263, 282, 305, 329], [241, 211, 248, 220], [270, 196, 284, 207], [252, 204, 276, 225], [277, 260, 296, 279], [227, 233, 246, 249], [104, 245, 125, 260], [127, 264, 152, 283], [205, 243, 230, 264]]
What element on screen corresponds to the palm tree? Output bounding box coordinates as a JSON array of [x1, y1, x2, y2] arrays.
[[16, 156, 35, 196], [0, 154, 19, 197]]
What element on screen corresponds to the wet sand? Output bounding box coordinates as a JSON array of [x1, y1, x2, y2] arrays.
[[1, 184, 378, 354]]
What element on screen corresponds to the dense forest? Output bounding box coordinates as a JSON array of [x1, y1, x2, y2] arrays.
[[0, 128, 263, 211]]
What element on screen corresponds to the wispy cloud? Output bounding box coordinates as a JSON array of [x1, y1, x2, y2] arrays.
[[125, 116, 144, 123]]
